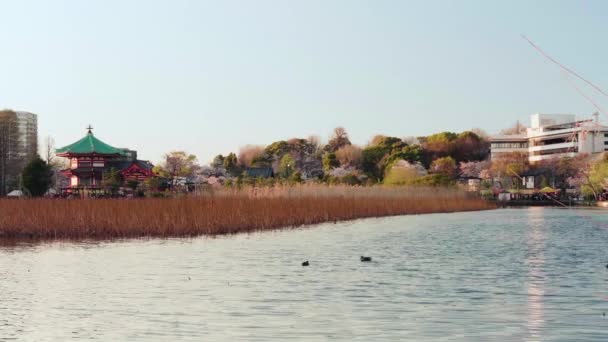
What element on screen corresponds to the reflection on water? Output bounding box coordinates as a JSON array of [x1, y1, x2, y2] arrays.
[[526, 208, 546, 342], [1, 208, 608, 341]]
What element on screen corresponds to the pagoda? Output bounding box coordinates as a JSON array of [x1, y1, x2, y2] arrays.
[[56, 126, 154, 194]]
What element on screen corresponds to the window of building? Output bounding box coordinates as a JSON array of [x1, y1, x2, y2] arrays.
[[491, 142, 528, 149], [530, 147, 578, 156]]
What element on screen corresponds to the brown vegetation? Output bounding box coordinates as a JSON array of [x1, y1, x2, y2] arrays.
[[237, 145, 265, 167], [0, 185, 494, 240]]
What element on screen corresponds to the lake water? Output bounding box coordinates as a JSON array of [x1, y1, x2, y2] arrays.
[[2, 208, 608, 341]]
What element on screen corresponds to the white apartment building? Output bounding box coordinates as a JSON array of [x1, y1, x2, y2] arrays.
[[491, 113, 608, 163]]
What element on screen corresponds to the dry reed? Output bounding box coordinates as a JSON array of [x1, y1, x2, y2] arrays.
[[0, 185, 494, 240]]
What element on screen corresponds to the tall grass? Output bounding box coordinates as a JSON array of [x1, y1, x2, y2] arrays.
[[0, 185, 493, 240]]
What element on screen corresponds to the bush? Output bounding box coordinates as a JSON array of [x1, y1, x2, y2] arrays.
[[21, 156, 53, 197]]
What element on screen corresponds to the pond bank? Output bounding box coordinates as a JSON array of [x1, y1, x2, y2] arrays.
[[493, 199, 604, 207]]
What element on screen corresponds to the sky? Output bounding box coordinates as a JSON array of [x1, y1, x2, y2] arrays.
[[2, 0, 608, 164]]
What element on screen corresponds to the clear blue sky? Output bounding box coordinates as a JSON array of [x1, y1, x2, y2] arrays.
[[2, 0, 608, 163]]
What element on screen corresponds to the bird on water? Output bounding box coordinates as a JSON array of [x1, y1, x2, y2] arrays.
[[360, 256, 372, 262], [302, 261, 310, 266]]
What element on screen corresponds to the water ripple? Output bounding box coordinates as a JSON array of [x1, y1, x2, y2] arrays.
[[1, 208, 608, 340]]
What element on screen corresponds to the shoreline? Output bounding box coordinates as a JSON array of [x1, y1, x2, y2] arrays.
[[0, 187, 494, 241], [493, 200, 604, 208]]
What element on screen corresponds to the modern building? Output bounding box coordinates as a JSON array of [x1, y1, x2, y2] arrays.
[[56, 127, 154, 195], [491, 113, 608, 163], [0, 110, 38, 195]]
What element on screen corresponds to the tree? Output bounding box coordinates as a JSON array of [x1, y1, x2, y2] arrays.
[[459, 160, 491, 178], [421, 132, 457, 166], [102, 168, 123, 195], [361, 136, 408, 181], [579, 155, 608, 200], [490, 151, 529, 189], [279, 154, 296, 178], [452, 131, 489, 162], [223, 153, 239, 176], [238, 145, 265, 168], [324, 127, 351, 152], [322, 152, 339, 171], [21, 156, 53, 197], [385, 145, 423, 166], [361, 145, 388, 181], [43, 136, 56, 165], [430, 156, 458, 179], [491, 152, 528, 177], [369, 135, 405, 149], [156, 151, 200, 188], [289, 171, 303, 183], [307, 135, 323, 156], [211, 154, 225, 169], [471, 128, 490, 139], [144, 177, 163, 192], [552, 154, 589, 190], [335, 144, 362, 168], [42, 135, 68, 193]]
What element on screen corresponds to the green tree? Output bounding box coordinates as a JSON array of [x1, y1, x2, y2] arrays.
[[369, 135, 406, 150], [421, 131, 458, 165], [21, 156, 53, 197], [581, 156, 608, 200], [361, 146, 387, 180], [385, 145, 423, 166], [361, 136, 409, 181], [430, 156, 458, 179], [223, 153, 239, 176], [211, 154, 225, 169], [322, 152, 339, 171], [102, 168, 123, 195], [279, 154, 296, 178]]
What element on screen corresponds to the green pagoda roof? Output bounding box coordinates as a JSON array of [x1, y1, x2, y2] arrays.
[[56, 131, 125, 156]]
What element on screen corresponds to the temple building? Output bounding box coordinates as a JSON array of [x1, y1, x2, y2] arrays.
[[56, 126, 154, 194]]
